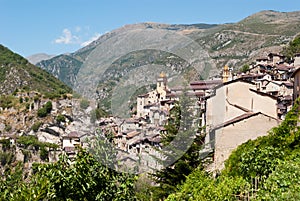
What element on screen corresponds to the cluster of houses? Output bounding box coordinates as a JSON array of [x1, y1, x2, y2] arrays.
[[2, 52, 300, 173], [96, 52, 300, 172]]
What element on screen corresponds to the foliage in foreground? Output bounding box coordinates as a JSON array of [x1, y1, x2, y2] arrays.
[[0, 149, 136, 201], [166, 99, 300, 200], [148, 91, 205, 200]]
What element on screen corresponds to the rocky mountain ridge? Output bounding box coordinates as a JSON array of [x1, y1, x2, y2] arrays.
[[36, 10, 300, 112], [0, 45, 71, 95], [26, 53, 55, 65]]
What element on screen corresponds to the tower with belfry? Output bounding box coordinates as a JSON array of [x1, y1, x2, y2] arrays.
[[222, 65, 233, 83]]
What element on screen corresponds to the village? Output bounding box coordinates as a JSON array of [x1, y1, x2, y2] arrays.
[[1, 52, 300, 173], [96, 52, 300, 172]]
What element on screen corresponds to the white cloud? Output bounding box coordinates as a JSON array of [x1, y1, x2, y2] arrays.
[[80, 33, 101, 47], [54, 29, 79, 44]]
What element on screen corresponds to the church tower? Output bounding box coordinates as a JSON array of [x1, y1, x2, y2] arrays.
[[222, 65, 232, 83], [156, 72, 168, 100]]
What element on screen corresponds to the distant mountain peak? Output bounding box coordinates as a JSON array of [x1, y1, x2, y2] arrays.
[[27, 53, 55, 65]]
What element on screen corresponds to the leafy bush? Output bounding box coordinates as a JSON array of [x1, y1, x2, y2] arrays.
[[44, 101, 52, 113], [0, 151, 15, 166], [40, 146, 49, 161], [90, 108, 108, 123], [166, 168, 249, 201], [0, 95, 16, 109], [0, 139, 11, 151], [31, 121, 42, 132], [56, 114, 66, 123], [4, 124, 12, 132], [0, 149, 137, 200], [37, 107, 47, 118], [282, 34, 300, 60], [256, 159, 300, 200], [37, 101, 52, 118]]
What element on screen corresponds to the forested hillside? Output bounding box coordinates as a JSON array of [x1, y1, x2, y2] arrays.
[[0, 45, 71, 95]]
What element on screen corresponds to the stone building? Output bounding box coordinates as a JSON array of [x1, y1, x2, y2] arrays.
[[204, 79, 281, 170], [210, 112, 279, 170]]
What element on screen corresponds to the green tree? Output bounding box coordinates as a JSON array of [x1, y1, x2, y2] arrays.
[[56, 114, 66, 123], [281, 34, 300, 61], [256, 159, 300, 200], [152, 89, 204, 199], [44, 101, 52, 113], [240, 64, 250, 73], [166, 168, 249, 201], [37, 101, 52, 117], [0, 149, 136, 200]]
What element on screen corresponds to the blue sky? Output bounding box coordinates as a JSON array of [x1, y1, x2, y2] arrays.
[[1, 0, 300, 57]]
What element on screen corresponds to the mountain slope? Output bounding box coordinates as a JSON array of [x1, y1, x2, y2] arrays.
[[0, 45, 71, 95], [27, 53, 55, 65], [36, 10, 300, 110]]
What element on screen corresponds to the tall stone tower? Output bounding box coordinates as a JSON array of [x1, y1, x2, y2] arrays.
[[156, 72, 168, 100], [222, 65, 232, 83]]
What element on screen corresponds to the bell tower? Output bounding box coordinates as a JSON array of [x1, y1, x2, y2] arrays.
[[222, 65, 232, 83], [156, 72, 167, 100]]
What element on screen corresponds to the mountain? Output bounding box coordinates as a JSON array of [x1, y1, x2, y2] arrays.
[[0, 45, 71, 95], [26, 53, 55, 65], [36, 10, 300, 110]]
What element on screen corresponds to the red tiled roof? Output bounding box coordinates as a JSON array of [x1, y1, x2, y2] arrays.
[[190, 80, 222, 85], [276, 65, 294, 71], [125, 118, 140, 123], [144, 103, 158, 108], [64, 131, 80, 138], [212, 112, 258, 131], [249, 88, 278, 100], [138, 93, 149, 98], [148, 136, 161, 143], [256, 57, 269, 61], [126, 131, 141, 139], [212, 112, 280, 131]]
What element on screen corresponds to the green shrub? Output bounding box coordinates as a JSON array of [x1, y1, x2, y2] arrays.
[[44, 101, 52, 113], [33, 95, 40, 102], [4, 124, 12, 132], [0, 151, 15, 166], [31, 121, 42, 132], [37, 101, 52, 117], [37, 107, 47, 118], [56, 114, 66, 123], [0, 95, 15, 109], [40, 146, 48, 161], [0, 139, 11, 151], [80, 99, 90, 110]]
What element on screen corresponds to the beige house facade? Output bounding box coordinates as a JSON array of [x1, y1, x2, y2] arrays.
[[212, 112, 280, 170], [205, 79, 280, 170], [206, 79, 278, 132]]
